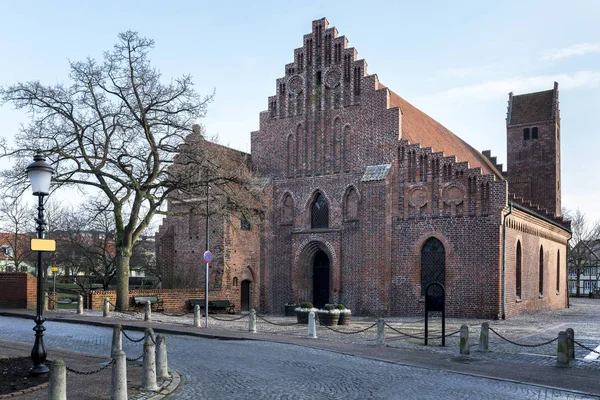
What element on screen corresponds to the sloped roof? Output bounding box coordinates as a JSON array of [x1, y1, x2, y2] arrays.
[[509, 89, 554, 125], [379, 83, 502, 178]]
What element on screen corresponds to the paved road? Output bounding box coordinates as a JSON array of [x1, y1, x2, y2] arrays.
[[0, 316, 596, 399]]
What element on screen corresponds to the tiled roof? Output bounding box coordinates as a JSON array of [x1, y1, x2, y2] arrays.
[[509, 89, 554, 125], [361, 164, 391, 182], [379, 83, 502, 178]]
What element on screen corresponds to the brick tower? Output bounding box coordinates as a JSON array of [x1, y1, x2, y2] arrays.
[[506, 82, 561, 216]]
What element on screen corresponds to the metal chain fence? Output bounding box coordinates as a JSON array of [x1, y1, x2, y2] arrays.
[[208, 313, 249, 322], [428, 329, 460, 340], [489, 327, 558, 348], [574, 340, 600, 354], [121, 328, 145, 343], [66, 359, 114, 375], [385, 323, 427, 340], [256, 314, 301, 326], [317, 320, 378, 335], [126, 348, 147, 362]]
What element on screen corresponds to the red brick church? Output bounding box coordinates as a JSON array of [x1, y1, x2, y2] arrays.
[[157, 18, 570, 318]]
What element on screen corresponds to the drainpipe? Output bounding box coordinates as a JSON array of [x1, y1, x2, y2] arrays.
[[501, 203, 513, 319]]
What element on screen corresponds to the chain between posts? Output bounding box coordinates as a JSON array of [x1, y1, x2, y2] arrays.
[[126, 348, 147, 362], [317, 319, 378, 334], [121, 328, 145, 343], [256, 314, 302, 326], [66, 359, 114, 375], [574, 340, 600, 354], [429, 329, 460, 340], [489, 327, 558, 347], [385, 323, 427, 340], [208, 313, 249, 322]]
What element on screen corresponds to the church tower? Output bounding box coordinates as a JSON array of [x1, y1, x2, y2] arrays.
[[506, 82, 561, 216]]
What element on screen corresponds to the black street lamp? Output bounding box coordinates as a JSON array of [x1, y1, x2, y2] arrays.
[[26, 151, 54, 375]]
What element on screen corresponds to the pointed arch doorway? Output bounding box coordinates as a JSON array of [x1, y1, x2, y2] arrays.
[[313, 250, 330, 309]]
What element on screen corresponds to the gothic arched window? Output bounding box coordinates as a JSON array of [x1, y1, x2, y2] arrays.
[[311, 193, 329, 229], [420, 237, 445, 296], [344, 187, 359, 220]]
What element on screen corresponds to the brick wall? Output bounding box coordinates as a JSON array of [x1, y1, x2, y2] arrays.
[[88, 288, 236, 312], [0, 272, 37, 309]]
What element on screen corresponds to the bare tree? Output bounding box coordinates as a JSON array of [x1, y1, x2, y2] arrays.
[[0, 31, 260, 310], [51, 204, 117, 290], [0, 196, 35, 272], [564, 208, 600, 296]]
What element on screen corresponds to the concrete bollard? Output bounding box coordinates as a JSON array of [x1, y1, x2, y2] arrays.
[[77, 295, 84, 315], [566, 328, 575, 361], [48, 359, 67, 400], [249, 309, 257, 333], [557, 331, 570, 367], [111, 350, 128, 400], [479, 322, 489, 352], [144, 301, 152, 322], [112, 324, 123, 358], [142, 330, 159, 391], [307, 311, 317, 339], [156, 334, 169, 380], [376, 318, 385, 346], [103, 298, 110, 317], [145, 327, 155, 343], [459, 325, 470, 356], [193, 305, 200, 327], [44, 292, 49, 312]]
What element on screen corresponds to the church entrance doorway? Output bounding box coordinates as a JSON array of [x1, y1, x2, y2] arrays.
[[241, 280, 251, 311], [312, 250, 330, 309]]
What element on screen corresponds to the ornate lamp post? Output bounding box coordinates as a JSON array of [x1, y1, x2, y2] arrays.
[[26, 151, 54, 375]]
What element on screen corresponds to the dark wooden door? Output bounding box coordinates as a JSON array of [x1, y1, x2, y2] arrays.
[[241, 280, 250, 311], [312, 250, 330, 309]]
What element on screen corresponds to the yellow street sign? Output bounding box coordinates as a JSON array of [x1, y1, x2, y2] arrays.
[[51, 267, 59, 273], [31, 238, 56, 252]]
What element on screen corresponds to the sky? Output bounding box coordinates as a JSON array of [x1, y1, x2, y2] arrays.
[[0, 1, 598, 223]]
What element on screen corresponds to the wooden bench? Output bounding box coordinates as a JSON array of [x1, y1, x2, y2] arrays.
[[188, 299, 235, 314], [132, 295, 164, 312]]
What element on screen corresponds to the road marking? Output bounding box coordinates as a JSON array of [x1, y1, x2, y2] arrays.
[[583, 344, 600, 361]]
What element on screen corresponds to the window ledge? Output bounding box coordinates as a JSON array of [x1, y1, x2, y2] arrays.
[[515, 297, 522, 303], [538, 294, 544, 299], [556, 291, 560, 296]]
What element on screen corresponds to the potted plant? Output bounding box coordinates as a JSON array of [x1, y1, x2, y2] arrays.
[[336, 303, 351, 325], [285, 301, 297, 317], [317, 304, 340, 326], [295, 302, 317, 324]]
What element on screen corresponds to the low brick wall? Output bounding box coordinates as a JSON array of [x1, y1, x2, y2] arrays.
[[0, 272, 37, 309], [88, 289, 234, 312]]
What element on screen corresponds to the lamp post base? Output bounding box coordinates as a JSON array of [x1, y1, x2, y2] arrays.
[[30, 317, 48, 375]]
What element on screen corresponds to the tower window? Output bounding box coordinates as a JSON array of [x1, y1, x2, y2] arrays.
[[241, 216, 251, 231], [532, 127, 538, 139], [523, 128, 530, 140], [316, 71, 322, 85]]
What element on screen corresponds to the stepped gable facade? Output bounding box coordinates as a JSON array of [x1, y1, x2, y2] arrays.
[[156, 18, 570, 318], [251, 18, 570, 318]]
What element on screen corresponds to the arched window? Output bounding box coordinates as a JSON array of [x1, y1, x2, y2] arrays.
[[296, 125, 304, 174], [420, 237, 445, 296], [333, 118, 342, 172], [311, 192, 329, 229], [344, 187, 359, 220], [516, 241, 522, 298], [342, 125, 351, 171], [556, 250, 560, 293], [539, 245, 544, 295], [523, 128, 530, 140], [282, 193, 294, 225], [233, 277, 238, 288]]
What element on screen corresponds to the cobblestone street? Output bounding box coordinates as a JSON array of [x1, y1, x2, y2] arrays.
[[1, 306, 599, 399]]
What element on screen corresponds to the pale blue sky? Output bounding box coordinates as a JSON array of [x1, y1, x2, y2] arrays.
[[0, 1, 598, 222]]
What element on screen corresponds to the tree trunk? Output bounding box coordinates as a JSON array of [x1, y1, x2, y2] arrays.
[[115, 248, 132, 311], [576, 270, 581, 297]]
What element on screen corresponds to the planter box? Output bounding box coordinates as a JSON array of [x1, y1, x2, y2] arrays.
[[296, 310, 310, 324], [317, 312, 339, 326], [285, 305, 297, 317], [338, 313, 351, 326]]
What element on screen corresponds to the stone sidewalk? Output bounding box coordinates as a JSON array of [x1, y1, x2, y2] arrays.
[[1, 298, 599, 398]]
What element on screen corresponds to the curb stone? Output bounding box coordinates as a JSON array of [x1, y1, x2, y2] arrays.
[[133, 368, 181, 400]]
